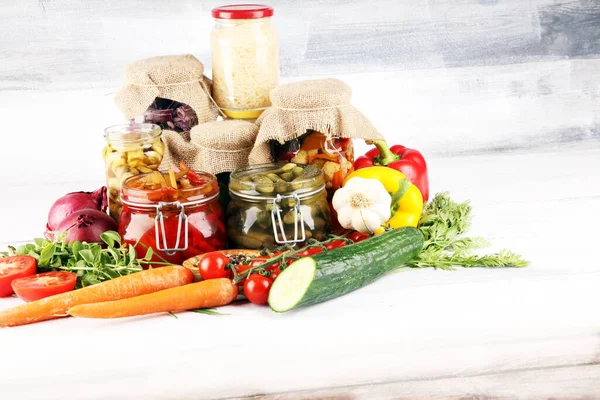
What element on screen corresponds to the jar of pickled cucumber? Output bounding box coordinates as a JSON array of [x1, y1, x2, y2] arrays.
[[103, 123, 165, 221], [228, 162, 331, 250]]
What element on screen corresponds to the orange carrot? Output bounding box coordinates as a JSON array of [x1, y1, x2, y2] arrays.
[[0, 266, 193, 327], [68, 278, 237, 319], [332, 171, 344, 190]]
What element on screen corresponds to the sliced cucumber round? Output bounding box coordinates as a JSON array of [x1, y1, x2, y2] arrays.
[[268, 257, 316, 312]]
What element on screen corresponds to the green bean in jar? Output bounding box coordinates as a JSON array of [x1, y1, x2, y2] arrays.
[[227, 163, 331, 250]]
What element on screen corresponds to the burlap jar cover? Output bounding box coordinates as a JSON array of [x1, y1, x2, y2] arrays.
[[249, 78, 383, 164], [114, 54, 220, 169], [189, 120, 258, 174]]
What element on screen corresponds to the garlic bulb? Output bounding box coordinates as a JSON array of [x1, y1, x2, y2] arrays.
[[332, 177, 392, 233]]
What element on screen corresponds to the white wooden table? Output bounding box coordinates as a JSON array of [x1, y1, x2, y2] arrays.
[[1, 142, 599, 399]]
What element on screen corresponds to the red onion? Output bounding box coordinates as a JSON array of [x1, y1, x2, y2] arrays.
[[47, 187, 108, 231], [56, 209, 118, 244]]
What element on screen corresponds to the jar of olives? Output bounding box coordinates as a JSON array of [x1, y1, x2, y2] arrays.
[[103, 123, 165, 221], [228, 162, 331, 250]]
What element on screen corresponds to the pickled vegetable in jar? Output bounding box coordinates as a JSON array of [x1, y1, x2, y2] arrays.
[[228, 163, 331, 250], [210, 4, 279, 119], [119, 169, 227, 268], [271, 130, 354, 201], [103, 123, 164, 222]]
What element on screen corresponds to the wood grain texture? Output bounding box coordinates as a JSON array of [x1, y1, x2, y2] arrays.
[[1, 0, 600, 90], [239, 364, 600, 400], [0, 146, 599, 399]]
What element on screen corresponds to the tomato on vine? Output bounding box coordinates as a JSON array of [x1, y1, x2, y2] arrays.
[[297, 247, 323, 257], [243, 274, 273, 305], [198, 252, 231, 280], [347, 232, 370, 243], [325, 239, 347, 250]]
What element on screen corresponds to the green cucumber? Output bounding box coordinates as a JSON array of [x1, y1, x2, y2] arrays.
[[268, 227, 424, 312]]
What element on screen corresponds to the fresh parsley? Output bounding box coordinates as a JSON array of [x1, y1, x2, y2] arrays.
[[1, 231, 169, 288], [406, 192, 528, 270]]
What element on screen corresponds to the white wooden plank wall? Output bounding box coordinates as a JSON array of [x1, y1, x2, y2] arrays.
[[1, 0, 599, 188]]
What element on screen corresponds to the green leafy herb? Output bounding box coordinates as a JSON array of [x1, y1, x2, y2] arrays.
[[168, 311, 179, 319], [189, 308, 229, 316], [2, 231, 170, 288], [404, 192, 528, 270]]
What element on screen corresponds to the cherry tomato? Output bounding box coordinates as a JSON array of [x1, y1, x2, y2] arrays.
[[269, 268, 281, 281], [11, 271, 77, 302], [243, 274, 273, 305], [325, 240, 347, 250], [235, 263, 253, 275], [198, 252, 231, 280], [347, 231, 370, 243], [0, 256, 37, 297], [297, 247, 323, 257]]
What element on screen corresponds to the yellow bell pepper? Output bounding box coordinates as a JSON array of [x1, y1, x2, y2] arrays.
[[344, 166, 423, 228]]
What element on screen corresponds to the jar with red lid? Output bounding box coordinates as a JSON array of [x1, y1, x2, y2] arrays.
[[119, 171, 227, 267], [210, 4, 279, 119]]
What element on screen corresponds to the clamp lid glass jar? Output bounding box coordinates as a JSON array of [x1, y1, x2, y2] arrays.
[[210, 4, 279, 119], [227, 162, 331, 250], [119, 170, 227, 267], [103, 123, 165, 222]]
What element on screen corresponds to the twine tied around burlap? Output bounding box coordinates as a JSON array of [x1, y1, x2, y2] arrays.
[[249, 78, 383, 164]]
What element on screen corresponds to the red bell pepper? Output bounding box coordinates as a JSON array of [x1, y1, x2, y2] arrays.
[[354, 140, 429, 202]]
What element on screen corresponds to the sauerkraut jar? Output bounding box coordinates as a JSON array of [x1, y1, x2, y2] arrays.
[[210, 4, 279, 120]]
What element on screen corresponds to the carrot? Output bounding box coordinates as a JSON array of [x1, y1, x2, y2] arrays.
[[0, 266, 193, 327], [332, 171, 343, 190], [68, 278, 237, 319]]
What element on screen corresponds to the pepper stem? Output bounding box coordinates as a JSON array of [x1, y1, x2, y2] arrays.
[[374, 140, 400, 166]]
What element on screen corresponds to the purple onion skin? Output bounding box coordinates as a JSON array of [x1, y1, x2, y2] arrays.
[[56, 209, 117, 244], [47, 187, 108, 231]]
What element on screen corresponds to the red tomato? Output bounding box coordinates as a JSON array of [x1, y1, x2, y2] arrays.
[[0, 256, 37, 297], [269, 268, 281, 281], [347, 231, 370, 243], [325, 240, 347, 250], [297, 247, 323, 257], [243, 274, 273, 305], [11, 271, 77, 302], [198, 252, 231, 280]]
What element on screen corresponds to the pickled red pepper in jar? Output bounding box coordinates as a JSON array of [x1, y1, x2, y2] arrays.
[[210, 4, 279, 119], [271, 130, 354, 201], [103, 123, 165, 222], [119, 168, 227, 267]]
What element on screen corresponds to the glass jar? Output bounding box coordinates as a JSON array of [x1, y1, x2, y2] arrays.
[[210, 4, 279, 119], [228, 163, 331, 250], [103, 123, 165, 222], [271, 130, 355, 201], [119, 171, 227, 267]]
